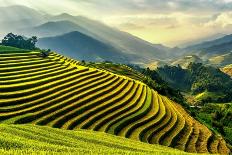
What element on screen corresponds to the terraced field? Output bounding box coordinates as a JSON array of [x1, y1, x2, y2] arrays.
[[0, 50, 230, 154], [83, 62, 145, 81], [0, 124, 194, 155]]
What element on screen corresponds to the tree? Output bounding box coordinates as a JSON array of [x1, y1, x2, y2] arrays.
[[1, 33, 37, 50], [27, 36, 37, 50], [81, 60, 86, 64], [212, 110, 225, 135]]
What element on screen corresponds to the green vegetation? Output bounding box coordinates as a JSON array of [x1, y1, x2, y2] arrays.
[[82, 62, 185, 105], [0, 45, 28, 53], [156, 63, 232, 104], [196, 103, 232, 145], [81, 62, 145, 81], [0, 124, 193, 155], [194, 91, 226, 104], [0, 47, 230, 154], [0, 33, 37, 50]]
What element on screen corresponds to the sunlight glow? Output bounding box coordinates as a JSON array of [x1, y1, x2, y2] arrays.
[[0, 0, 232, 46]]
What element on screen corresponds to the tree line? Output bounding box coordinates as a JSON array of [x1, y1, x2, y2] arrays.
[[0, 33, 37, 50]]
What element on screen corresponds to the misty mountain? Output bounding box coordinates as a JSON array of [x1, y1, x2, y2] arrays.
[[0, 5, 178, 64], [37, 31, 131, 63], [182, 34, 232, 62], [181, 33, 226, 48], [185, 34, 232, 52], [22, 20, 90, 37], [0, 5, 47, 35], [200, 42, 232, 56], [22, 11, 178, 63], [49, 13, 176, 61]]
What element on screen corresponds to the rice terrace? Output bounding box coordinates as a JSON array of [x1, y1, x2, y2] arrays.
[[0, 46, 230, 154], [0, 1, 232, 155]]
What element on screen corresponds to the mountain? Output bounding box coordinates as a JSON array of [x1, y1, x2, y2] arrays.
[[49, 13, 176, 62], [156, 63, 232, 103], [37, 31, 130, 63], [6, 7, 179, 64], [171, 55, 203, 69], [0, 5, 178, 65], [185, 34, 232, 52], [21, 20, 90, 38], [182, 34, 232, 63], [209, 52, 232, 67], [200, 42, 232, 57], [181, 33, 226, 47], [23, 12, 177, 64]]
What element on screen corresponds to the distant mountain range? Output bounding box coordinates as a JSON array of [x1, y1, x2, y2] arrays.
[[1, 5, 232, 67], [174, 34, 232, 67], [184, 34, 232, 58], [23, 20, 87, 37], [171, 52, 232, 68], [181, 33, 226, 48], [37, 31, 131, 63], [0, 5, 178, 64]]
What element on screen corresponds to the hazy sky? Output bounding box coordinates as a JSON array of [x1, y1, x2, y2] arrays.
[[1, 0, 232, 46]]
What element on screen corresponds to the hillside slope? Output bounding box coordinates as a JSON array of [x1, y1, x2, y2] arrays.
[[185, 34, 232, 52], [0, 49, 230, 154], [209, 52, 232, 67], [184, 34, 232, 60], [0, 5, 177, 65], [23, 20, 88, 37], [49, 14, 174, 61], [171, 55, 203, 69], [37, 31, 130, 63], [156, 64, 232, 104], [0, 124, 192, 155], [221, 64, 232, 77]]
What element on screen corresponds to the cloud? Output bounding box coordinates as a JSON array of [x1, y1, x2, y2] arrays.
[[67, 0, 232, 15], [204, 12, 232, 28]]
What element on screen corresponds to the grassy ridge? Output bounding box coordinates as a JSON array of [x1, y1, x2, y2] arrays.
[[0, 45, 29, 53], [0, 48, 230, 154]]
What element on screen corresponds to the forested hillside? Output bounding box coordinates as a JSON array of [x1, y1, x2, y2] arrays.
[[156, 63, 232, 103]]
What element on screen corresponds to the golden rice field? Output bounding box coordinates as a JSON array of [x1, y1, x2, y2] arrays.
[[0, 50, 230, 154], [0, 124, 197, 155]]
